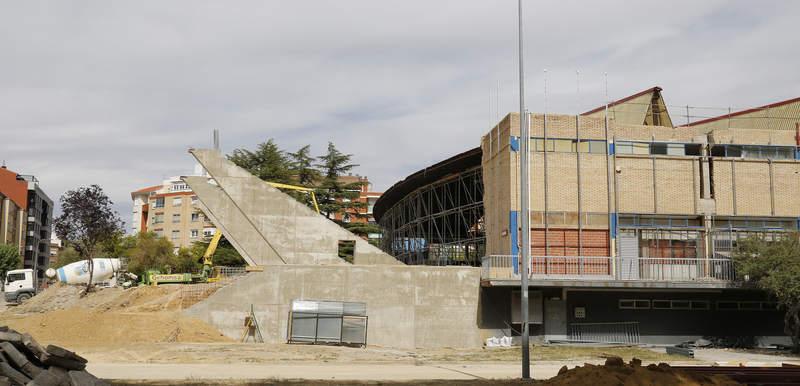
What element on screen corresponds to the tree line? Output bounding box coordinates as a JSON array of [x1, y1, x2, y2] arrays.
[[228, 139, 381, 238]]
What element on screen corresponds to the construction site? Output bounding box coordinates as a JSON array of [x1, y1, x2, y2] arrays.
[[0, 86, 798, 384]]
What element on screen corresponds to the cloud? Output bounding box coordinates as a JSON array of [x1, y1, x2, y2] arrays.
[[1, 0, 798, 225]]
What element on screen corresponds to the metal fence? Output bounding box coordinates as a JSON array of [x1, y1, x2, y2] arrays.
[[179, 266, 248, 309], [568, 321, 640, 344], [481, 255, 736, 283]]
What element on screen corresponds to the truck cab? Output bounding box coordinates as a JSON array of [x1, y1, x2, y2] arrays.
[[4, 269, 36, 304]]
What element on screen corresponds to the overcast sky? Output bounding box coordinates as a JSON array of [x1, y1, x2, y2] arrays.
[[2, 1, 799, 226]]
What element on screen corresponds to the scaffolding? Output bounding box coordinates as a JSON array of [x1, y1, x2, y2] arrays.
[[378, 167, 485, 266]]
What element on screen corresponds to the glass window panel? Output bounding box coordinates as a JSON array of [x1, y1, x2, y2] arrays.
[[739, 301, 761, 310], [545, 139, 555, 152], [667, 143, 685, 156], [710, 145, 726, 157], [634, 300, 650, 309], [616, 142, 633, 154], [717, 301, 738, 310], [632, 142, 650, 154], [727, 145, 742, 157], [691, 301, 710, 310], [685, 144, 702, 156], [671, 300, 691, 310], [589, 141, 606, 154], [553, 139, 573, 152], [651, 143, 668, 155], [618, 216, 636, 226], [547, 212, 565, 225], [774, 147, 792, 159], [652, 300, 671, 309], [742, 146, 761, 158], [534, 139, 545, 152], [577, 141, 590, 153]]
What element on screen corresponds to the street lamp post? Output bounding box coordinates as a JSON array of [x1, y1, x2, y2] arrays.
[[517, 0, 532, 380]]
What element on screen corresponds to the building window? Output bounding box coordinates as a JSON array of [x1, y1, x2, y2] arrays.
[[343, 214, 351, 223], [191, 230, 199, 238], [616, 141, 703, 156], [710, 144, 795, 160], [153, 197, 165, 208], [173, 197, 182, 206], [191, 213, 200, 222], [172, 214, 181, 223], [191, 195, 198, 204], [154, 229, 164, 237], [171, 230, 180, 241], [532, 138, 606, 154], [203, 228, 215, 237], [619, 299, 650, 309], [151, 214, 164, 224]]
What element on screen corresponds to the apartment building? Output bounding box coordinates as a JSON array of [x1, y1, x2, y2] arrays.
[[20, 175, 53, 282], [131, 176, 215, 250], [0, 166, 28, 254], [0, 166, 53, 282], [376, 87, 800, 345], [331, 175, 382, 225]]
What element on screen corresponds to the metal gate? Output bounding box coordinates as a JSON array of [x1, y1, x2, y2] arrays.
[[288, 300, 368, 347]]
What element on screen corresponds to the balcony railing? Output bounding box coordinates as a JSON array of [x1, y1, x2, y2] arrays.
[[481, 255, 736, 283]]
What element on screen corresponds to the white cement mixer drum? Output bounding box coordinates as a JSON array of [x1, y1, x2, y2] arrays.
[[45, 268, 56, 278]]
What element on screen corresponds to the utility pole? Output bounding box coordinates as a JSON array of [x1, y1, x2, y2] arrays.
[[517, 0, 531, 380]]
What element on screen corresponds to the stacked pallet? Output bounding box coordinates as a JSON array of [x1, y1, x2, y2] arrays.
[[0, 327, 106, 386]]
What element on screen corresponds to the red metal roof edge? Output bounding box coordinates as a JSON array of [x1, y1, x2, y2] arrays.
[[581, 86, 662, 116], [680, 96, 800, 127], [131, 185, 162, 196]]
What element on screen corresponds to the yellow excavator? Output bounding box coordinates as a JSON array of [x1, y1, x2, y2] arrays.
[[143, 182, 320, 285]]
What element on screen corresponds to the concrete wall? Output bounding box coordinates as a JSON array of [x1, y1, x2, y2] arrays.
[[184, 149, 400, 266], [186, 264, 483, 349]]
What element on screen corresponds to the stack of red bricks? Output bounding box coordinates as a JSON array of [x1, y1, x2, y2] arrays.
[[0, 327, 106, 386]]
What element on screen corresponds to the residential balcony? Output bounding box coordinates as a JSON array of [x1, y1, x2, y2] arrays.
[[481, 255, 738, 289]]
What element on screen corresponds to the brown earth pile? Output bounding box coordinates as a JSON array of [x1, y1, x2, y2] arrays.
[[0, 284, 231, 349], [542, 357, 740, 386]]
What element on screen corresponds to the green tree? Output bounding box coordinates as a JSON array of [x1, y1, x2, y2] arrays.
[[52, 246, 83, 268], [734, 233, 800, 352], [344, 223, 382, 247], [288, 145, 320, 187], [315, 142, 366, 221], [0, 244, 20, 279], [175, 247, 202, 273], [54, 185, 124, 292], [228, 139, 293, 184], [189, 236, 246, 267], [124, 232, 176, 277]]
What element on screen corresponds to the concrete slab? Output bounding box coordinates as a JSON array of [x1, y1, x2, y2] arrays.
[[184, 148, 400, 266]]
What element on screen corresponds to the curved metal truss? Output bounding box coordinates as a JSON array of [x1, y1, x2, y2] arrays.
[[378, 167, 485, 266]]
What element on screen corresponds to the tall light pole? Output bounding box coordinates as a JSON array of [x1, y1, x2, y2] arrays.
[[517, 0, 532, 380]]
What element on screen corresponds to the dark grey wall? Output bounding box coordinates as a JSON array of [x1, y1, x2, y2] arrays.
[[565, 289, 784, 338]]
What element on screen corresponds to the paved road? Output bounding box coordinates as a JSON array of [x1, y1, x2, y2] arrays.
[[89, 363, 564, 381]]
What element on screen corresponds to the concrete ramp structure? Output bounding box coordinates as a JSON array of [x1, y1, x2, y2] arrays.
[[183, 148, 400, 266], [182, 148, 484, 349]]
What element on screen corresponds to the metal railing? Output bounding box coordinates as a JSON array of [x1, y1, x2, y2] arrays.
[[481, 255, 736, 283], [568, 321, 640, 344]]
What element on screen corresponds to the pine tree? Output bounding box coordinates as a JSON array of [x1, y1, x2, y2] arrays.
[[315, 142, 365, 221], [228, 139, 293, 184], [288, 145, 320, 187]]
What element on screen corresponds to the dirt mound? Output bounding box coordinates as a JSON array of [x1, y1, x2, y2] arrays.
[[542, 357, 740, 386], [10, 284, 185, 315], [0, 284, 231, 348]]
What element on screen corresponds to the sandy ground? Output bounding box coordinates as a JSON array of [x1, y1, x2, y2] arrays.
[[2, 285, 798, 384]]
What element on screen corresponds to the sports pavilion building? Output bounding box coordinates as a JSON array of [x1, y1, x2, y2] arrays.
[[373, 87, 800, 344]]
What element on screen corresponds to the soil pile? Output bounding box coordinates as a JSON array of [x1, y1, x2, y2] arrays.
[[542, 357, 740, 386], [0, 284, 230, 349]]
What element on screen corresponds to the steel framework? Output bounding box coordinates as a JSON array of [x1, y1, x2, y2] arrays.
[[378, 167, 485, 266]]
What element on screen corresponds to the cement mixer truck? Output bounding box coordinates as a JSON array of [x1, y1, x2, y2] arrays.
[[50, 258, 124, 285]]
